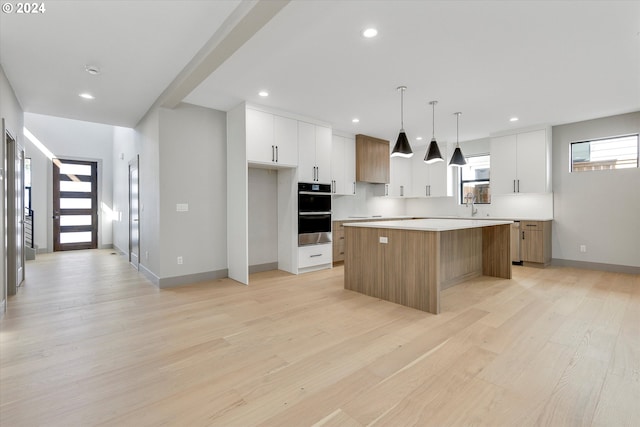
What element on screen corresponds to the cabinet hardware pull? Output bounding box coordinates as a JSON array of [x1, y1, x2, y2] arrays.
[[271, 145, 275, 162], [517, 179, 520, 192], [275, 145, 279, 162], [310, 254, 322, 258], [400, 185, 404, 197], [513, 179, 516, 193], [353, 182, 356, 194], [522, 231, 525, 240]]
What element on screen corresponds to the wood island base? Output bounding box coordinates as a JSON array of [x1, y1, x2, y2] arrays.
[[344, 220, 512, 314]]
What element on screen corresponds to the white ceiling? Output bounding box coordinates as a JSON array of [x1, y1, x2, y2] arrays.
[[2, 0, 639, 146]]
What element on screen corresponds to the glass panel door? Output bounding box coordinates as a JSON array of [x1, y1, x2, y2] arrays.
[[53, 159, 98, 251]]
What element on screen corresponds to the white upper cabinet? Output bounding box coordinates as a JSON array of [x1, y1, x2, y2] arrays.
[[299, 121, 332, 183], [331, 134, 356, 195], [490, 128, 551, 194], [410, 146, 449, 197], [246, 108, 274, 164], [246, 108, 298, 167], [387, 156, 412, 197], [273, 115, 298, 166]]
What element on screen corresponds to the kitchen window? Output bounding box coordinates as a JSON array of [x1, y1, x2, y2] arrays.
[[571, 134, 638, 172], [460, 154, 490, 204]]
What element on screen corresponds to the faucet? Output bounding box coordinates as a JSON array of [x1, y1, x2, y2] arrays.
[[465, 192, 478, 216]]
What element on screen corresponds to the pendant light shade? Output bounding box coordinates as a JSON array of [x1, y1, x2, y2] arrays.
[[391, 86, 413, 158], [449, 112, 467, 167], [424, 100, 444, 164]]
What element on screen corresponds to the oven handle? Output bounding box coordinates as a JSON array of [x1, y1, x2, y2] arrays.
[[299, 211, 332, 215], [298, 191, 333, 196]]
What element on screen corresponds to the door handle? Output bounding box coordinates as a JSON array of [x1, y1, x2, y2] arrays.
[[275, 145, 279, 162], [271, 145, 275, 162]]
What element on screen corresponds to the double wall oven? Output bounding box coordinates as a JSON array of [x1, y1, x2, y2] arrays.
[[298, 183, 332, 246]]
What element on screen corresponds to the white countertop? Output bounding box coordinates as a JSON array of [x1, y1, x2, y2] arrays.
[[335, 215, 553, 222], [344, 218, 514, 232]]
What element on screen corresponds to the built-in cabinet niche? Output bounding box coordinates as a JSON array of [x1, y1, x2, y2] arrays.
[[227, 102, 334, 284]]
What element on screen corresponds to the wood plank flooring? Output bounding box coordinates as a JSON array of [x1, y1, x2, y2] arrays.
[[1, 249, 638, 426]]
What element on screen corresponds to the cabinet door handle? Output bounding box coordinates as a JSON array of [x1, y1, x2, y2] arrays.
[[517, 179, 520, 193], [426, 185, 428, 197], [310, 254, 322, 258], [513, 179, 516, 193], [275, 145, 279, 162], [271, 145, 275, 162], [353, 182, 356, 195], [522, 231, 525, 240]]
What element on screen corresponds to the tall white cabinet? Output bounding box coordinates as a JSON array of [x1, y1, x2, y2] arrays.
[[298, 122, 332, 183], [490, 128, 551, 194], [227, 102, 334, 284], [331, 134, 356, 195]]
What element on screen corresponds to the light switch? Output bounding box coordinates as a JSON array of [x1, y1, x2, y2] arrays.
[[176, 203, 189, 212], [379, 236, 388, 244]]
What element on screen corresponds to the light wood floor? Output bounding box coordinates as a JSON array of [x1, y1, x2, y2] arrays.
[[1, 250, 638, 426]]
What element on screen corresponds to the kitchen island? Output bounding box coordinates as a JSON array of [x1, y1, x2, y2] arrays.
[[344, 219, 513, 314]]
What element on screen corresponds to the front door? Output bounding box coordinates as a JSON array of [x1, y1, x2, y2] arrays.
[[53, 159, 98, 251]]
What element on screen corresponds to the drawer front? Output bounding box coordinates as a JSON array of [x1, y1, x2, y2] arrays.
[[299, 244, 332, 268], [521, 221, 542, 229]]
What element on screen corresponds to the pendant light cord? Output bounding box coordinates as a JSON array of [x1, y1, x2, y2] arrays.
[[431, 101, 436, 139], [400, 87, 405, 131]]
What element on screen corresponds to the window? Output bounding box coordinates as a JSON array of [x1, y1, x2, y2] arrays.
[[460, 154, 490, 204], [571, 134, 638, 172]]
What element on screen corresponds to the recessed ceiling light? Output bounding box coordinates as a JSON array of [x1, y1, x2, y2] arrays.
[[352, 118, 360, 123], [416, 136, 423, 141], [258, 91, 269, 97], [510, 117, 519, 122], [79, 93, 95, 100], [362, 28, 378, 38], [85, 65, 100, 75]]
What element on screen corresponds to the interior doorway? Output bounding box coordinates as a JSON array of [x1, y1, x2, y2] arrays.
[[3, 120, 25, 299], [52, 158, 98, 251], [129, 155, 140, 270]]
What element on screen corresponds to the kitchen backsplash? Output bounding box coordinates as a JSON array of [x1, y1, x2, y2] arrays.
[[333, 182, 554, 220]]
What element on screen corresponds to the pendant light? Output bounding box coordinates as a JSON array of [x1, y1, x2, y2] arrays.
[[424, 100, 443, 163], [449, 112, 467, 167], [391, 86, 413, 158]]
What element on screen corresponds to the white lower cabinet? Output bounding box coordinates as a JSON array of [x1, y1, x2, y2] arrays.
[[298, 243, 332, 269]]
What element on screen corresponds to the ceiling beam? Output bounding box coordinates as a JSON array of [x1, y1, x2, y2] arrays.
[[156, 0, 290, 112]]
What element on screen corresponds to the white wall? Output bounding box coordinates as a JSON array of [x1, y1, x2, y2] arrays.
[[112, 126, 138, 254], [333, 183, 406, 219], [134, 108, 161, 278], [552, 112, 640, 268], [248, 168, 278, 267], [157, 103, 227, 280], [0, 65, 24, 308], [23, 113, 114, 251]]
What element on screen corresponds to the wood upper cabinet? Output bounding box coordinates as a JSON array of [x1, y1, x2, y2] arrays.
[[246, 108, 297, 167], [299, 122, 332, 183], [355, 134, 390, 184], [490, 128, 550, 194]]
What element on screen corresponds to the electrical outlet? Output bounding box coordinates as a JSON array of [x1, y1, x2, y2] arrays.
[[579, 245, 587, 253], [177, 256, 183, 264], [379, 236, 388, 244]]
